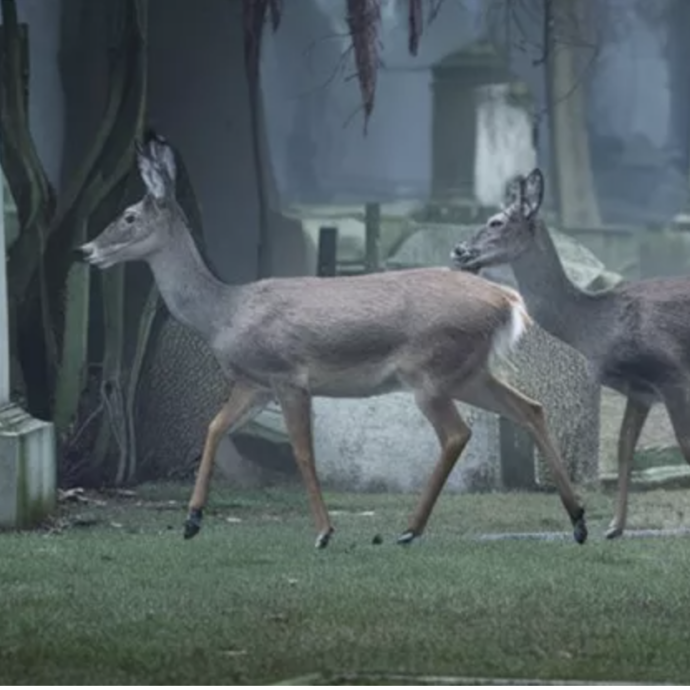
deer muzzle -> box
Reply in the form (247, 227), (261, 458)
(74, 241), (112, 269)
(72, 244), (90, 263)
(450, 243), (480, 273)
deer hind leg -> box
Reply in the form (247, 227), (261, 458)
(457, 373), (587, 544)
(659, 377), (690, 481)
(398, 392), (472, 545)
(606, 397), (650, 540)
(275, 385), (333, 549)
(184, 382), (270, 540)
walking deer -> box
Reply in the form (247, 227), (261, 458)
(77, 131), (587, 548)
(453, 168), (690, 539)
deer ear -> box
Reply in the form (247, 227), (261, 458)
(503, 175), (524, 209)
(522, 168), (544, 219)
(136, 143), (167, 200)
(148, 132), (177, 187)
(136, 129), (176, 200)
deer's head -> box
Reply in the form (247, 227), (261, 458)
(76, 130), (178, 269)
(452, 168), (544, 273)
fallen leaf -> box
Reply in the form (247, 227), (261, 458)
(220, 649), (247, 657)
(113, 489), (136, 498)
(58, 488), (87, 503)
(267, 613), (288, 623)
(72, 515), (100, 528)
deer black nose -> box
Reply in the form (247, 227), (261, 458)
(451, 243), (471, 261)
(450, 243), (481, 273)
(72, 243), (95, 263)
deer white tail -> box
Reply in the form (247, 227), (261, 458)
(490, 286), (532, 365)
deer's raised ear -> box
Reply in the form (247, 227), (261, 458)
(522, 168), (544, 219)
(148, 132), (177, 187)
(136, 138), (167, 201)
(503, 175), (524, 209)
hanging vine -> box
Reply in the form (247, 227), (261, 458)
(240, 0), (441, 134)
(239, 0), (439, 276)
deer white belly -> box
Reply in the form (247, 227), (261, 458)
(307, 358), (404, 398)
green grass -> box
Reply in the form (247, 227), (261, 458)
(2, 483), (690, 684)
(634, 446), (686, 471)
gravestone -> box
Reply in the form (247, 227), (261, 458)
(0, 159), (56, 529)
(312, 394), (499, 493)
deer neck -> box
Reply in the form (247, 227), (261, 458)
(146, 217), (236, 343)
(510, 220), (615, 362)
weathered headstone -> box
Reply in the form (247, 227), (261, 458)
(312, 394), (500, 493)
(0, 167), (56, 529)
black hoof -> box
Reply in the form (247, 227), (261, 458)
(315, 528), (334, 549)
(397, 529), (419, 546)
(571, 508), (587, 545)
(605, 526), (623, 540)
(183, 508), (203, 540)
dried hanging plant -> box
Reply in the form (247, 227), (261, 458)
(408, 0), (423, 55)
(241, 0), (440, 132)
(346, 0), (382, 131)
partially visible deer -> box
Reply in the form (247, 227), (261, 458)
(453, 168), (690, 539)
(77, 131), (587, 548)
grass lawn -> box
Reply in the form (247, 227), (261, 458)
(1, 482), (690, 684)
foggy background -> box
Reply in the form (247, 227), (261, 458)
(261, 0), (690, 224)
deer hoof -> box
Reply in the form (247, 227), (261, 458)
(183, 508), (203, 540)
(397, 530), (418, 545)
(571, 509), (587, 545)
(315, 528), (334, 549)
(605, 525), (623, 540)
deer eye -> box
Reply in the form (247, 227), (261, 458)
(124, 213), (136, 224)
(489, 218), (503, 229)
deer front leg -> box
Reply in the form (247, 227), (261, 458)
(184, 383), (269, 540)
(398, 393), (471, 545)
(275, 385), (334, 549)
(606, 397), (650, 539)
(458, 373), (588, 544)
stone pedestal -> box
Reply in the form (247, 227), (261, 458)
(431, 41), (524, 205)
(1, 161), (57, 529)
(312, 394), (500, 494)
(0, 403), (56, 529)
